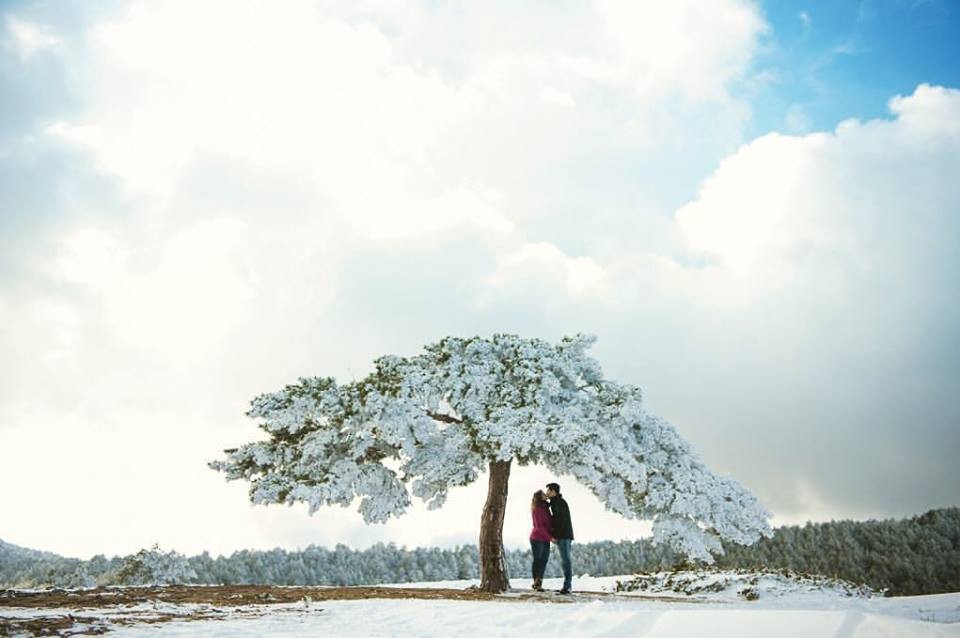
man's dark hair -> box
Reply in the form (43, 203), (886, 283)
(546, 482), (561, 494)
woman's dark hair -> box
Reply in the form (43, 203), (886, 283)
(531, 489), (547, 511)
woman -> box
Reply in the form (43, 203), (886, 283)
(529, 489), (553, 591)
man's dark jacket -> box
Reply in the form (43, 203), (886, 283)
(549, 495), (574, 540)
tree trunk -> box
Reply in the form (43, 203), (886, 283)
(478, 459), (512, 593)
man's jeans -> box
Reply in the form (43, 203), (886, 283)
(556, 539), (573, 591)
(530, 540), (550, 579)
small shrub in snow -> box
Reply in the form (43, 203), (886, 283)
(614, 568), (880, 600)
(114, 544), (197, 586)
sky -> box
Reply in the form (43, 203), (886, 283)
(0, 0), (957, 561)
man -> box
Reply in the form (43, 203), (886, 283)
(544, 482), (574, 594)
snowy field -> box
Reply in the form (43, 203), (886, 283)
(2, 574), (959, 637)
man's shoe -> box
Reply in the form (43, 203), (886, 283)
(531, 578), (543, 591)
(556, 589), (571, 595)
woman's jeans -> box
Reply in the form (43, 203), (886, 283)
(556, 539), (572, 591)
(530, 540), (550, 579)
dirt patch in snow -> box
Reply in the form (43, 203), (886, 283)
(1, 584), (617, 635)
(0, 583), (516, 609)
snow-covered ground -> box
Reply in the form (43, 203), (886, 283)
(2, 574), (959, 637)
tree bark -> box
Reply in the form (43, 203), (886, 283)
(478, 459), (512, 593)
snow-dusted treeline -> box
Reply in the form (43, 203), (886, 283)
(0, 539), (676, 590)
(1, 507), (956, 594)
(717, 506), (960, 596)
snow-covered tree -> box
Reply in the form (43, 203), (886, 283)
(209, 334), (772, 592)
(115, 544), (197, 586)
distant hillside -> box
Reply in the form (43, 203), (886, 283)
(0, 538), (66, 584)
(2, 507), (957, 595)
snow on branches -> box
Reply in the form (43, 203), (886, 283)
(209, 334), (772, 563)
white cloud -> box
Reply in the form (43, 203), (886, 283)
(674, 131), (818, 275)
(51, 220), (259, 361)
(484, 241), (609, 298)
(4, 16), (61, 60)
(594, 0), (765, 100)
(538, 86), (576, 108)
(674, 83), (960, 282)
(7, 0), (764, 556)
(20, 1), (960, 561)
(887, 83), (960, 139)
(610, 83), (960, 517)
(41, 0), (765, 241)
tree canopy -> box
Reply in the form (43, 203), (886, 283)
(209, 333), (772, 563)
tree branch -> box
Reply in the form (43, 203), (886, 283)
(426, 410), (463, 424)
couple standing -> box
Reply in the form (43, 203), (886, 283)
(529, 482), (574, 594)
